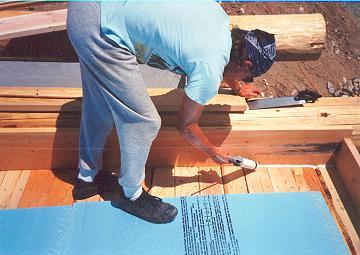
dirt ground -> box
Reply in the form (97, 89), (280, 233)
(1, 2), (360, 97)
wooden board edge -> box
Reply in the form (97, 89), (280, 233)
(335, 138), (360, 214)
(317, 165), (360, 255)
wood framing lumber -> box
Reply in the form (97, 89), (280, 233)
(221, 166), (248, 194)
(0, 1), (43, 11)
(0, 9), (66, 40)
(0, 39), (10, 47)
(335, 138), (360, 213)
(0, 10), (36, 47)
(0, 10), (36, 19)
(5, 170), (31, 209)
(317, 165), (360, 255)
(0, 9), (325, 60)
(9, 90), (352, 106)
(174, 167), (200, 196)
(0, 88), (247, 113)
(0, 170), (22, 209)
(198, 166), (224, 195)
(0, 126), (352, 170)
(149, 168), (175, 198)
(267, 167), (298, 192)
(0, 86), (83, 99)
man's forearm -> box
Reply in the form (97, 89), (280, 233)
(178, 123), (216, 156)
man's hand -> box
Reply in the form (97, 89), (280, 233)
(210, 147), (230, 165)
(224, 79), (261, 99)
(237, 84), (261, 99)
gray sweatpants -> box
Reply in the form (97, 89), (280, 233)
(67, 2), (161, 199)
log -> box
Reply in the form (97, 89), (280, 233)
(0, 9), (325, 60)
(230, 14), (326, 60)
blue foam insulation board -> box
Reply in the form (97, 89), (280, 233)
(0, 192), (349, 255)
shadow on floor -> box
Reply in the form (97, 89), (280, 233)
(49, 88), (244, 200)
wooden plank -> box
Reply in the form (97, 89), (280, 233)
(0, 10), (36, 18)
(149, 168), (175, 198)
(335, 138), (360, 213)
(268, 167), (298, 192)
(303, 97), (360, 107)
(0, 126), (351, 170)
(318, 165), (360, 255)
(1, 87), (355, 109)
(244, 168), (263, 193)
(0, 1), (43, 11)
(18, 170), (56, 208)
(0, 170), (22, 208)
(42, 174), (74, 206)
(3, 111), (359, 128)
(0, 87), (82, 98)
(221, 166), (248, 194)
(292, 167), (311, 191)
(6, 170), (31, 209)
(302, 167), (323, 192)
(0, 9), (67, 40)
(258, 167), (274, 192)
(174, 167), (199, 196)
(0, 87), (247, 113)
(244, 167), (274, 193)
(198, 166), (223, 195)
(303, 167), (354, 255)
(0, 171), (6, 184)
(0, 112), (81, 128)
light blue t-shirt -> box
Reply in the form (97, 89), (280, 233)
(100, 0), (231, 105)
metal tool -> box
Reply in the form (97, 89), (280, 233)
(247, 89), (322, 110)
(229, 155), (258, 170)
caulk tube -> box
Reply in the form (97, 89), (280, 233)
(229, 156), (258, 170)
(240, 157), (258, 170)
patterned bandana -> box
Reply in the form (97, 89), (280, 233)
(244, 29), (276, 77)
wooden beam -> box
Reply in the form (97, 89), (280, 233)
(0, 10), (36, 19)
(0, 126), (352, 170)
(317, 165), (360, 255)
(0, 9), (325, 60)
(0, 39), (10, 47)
(0, 87), (247, 113)
(0, 1), (43, 11)
(0, 9), (66, 40)
(335, 138), (360, 213)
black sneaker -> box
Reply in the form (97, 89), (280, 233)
(72, 177), (99, 200)
(72, 170), (118, 200)
(113, 189), (178, 224)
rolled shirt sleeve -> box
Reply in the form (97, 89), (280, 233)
(184, 61), (223, 105)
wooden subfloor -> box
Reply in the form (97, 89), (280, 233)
(0, 165), (358, 253)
